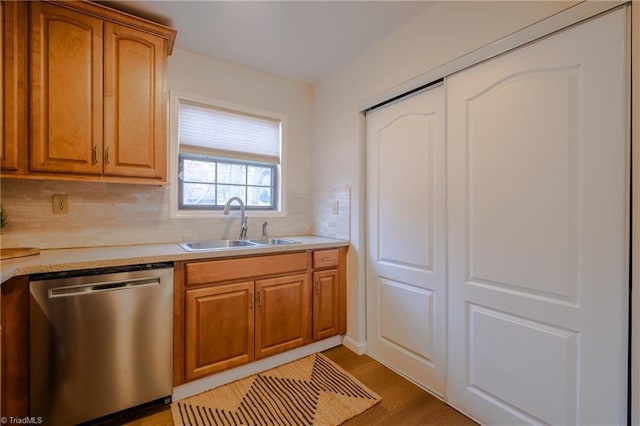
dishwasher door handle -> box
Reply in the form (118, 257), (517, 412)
(48, 277), (160, 298)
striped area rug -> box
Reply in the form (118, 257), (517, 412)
(172, 353), (381, 425)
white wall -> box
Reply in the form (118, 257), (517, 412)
(168, 49), (314, 195)
(312, 0), (578, 351)
(0, 49), (315, 249)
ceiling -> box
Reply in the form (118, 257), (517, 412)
(100, 1), (435, 83)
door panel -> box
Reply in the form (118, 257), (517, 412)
(447, 8), (628, 425)
(467, 66), (579, 302)
(468, 305), (578, 426)
(379, 279), (433, 359)
(366, 84), (446, 396)
(378, 113), (434, 271)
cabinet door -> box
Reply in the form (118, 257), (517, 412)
(1, 3), (3, 166)
(255, 274), (311, 359)
(1, 1), (25, 172)
(312, 269), (340, 341)
(185, 282), (254, 381)
(104, 22), (167, 180)
(1, 276), (30, 418)
(30, 2), (103, 174)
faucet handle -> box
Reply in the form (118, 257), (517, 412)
(262, 221), (268, 239)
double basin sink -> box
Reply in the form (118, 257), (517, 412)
(180, 238), (300, 252)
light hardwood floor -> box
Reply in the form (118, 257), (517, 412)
(123, 345), (476, 425)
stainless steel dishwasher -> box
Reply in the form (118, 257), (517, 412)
(29, 263), (174, 425)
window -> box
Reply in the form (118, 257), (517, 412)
(175, 98), (283, 212)
(179, 155), (276, 209)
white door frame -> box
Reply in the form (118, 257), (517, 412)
(631, 2), (639, 425)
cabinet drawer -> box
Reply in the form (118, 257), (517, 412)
(186, 252), (308, 286)
(313, 249), (340, 269)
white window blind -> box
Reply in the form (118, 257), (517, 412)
(178, 101), (281, 164)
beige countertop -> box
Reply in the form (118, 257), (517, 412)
(0, 235), (349, 284)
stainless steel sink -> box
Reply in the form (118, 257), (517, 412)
(248, 238), (300, 246)
(179, 238), (300, 252)
(180, 240), (258, 251)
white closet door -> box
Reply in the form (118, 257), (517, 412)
(365, 84), (446, 395)
(446, 8), (628, 425)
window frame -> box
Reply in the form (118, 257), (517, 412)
(169, 92), (288, 219)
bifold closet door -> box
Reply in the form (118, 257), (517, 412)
(446, 8), (628, 425)
(365, 84), (446, 395)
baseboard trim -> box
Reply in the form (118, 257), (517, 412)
(341, 335), (367, 355)
(173, 335), (342, 401)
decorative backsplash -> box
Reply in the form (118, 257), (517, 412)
(313, 187), (350, 240)
(0, 180), (351, 249)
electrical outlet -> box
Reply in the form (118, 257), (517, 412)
(52, 194), (69, 215)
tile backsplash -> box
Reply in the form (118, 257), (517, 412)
(0, 180), (350, 249)
(313, 187), (350, 240)
(1, 180), (310, 248)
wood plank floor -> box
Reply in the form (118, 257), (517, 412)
(123, 345), (477, 425)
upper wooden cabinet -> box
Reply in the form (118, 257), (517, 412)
(3, 0), (175, 183)
(30, 2), (103, 175)
(1, 1), (27, 173)
(103, 22), (167, 179)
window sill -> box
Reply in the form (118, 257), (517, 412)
(169, 209), (287, 220)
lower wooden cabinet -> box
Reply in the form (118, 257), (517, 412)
(185, 273), (312, 381)
(312, 269), (340, 341)
(311, 247), (347, 339)
(177, 247), (348, 384)
(1, 276), (29, 418)
(185, 281), (254, 380)
(255, 274), (311, 359)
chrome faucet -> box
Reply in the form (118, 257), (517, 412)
(223, 197), (248, 239)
